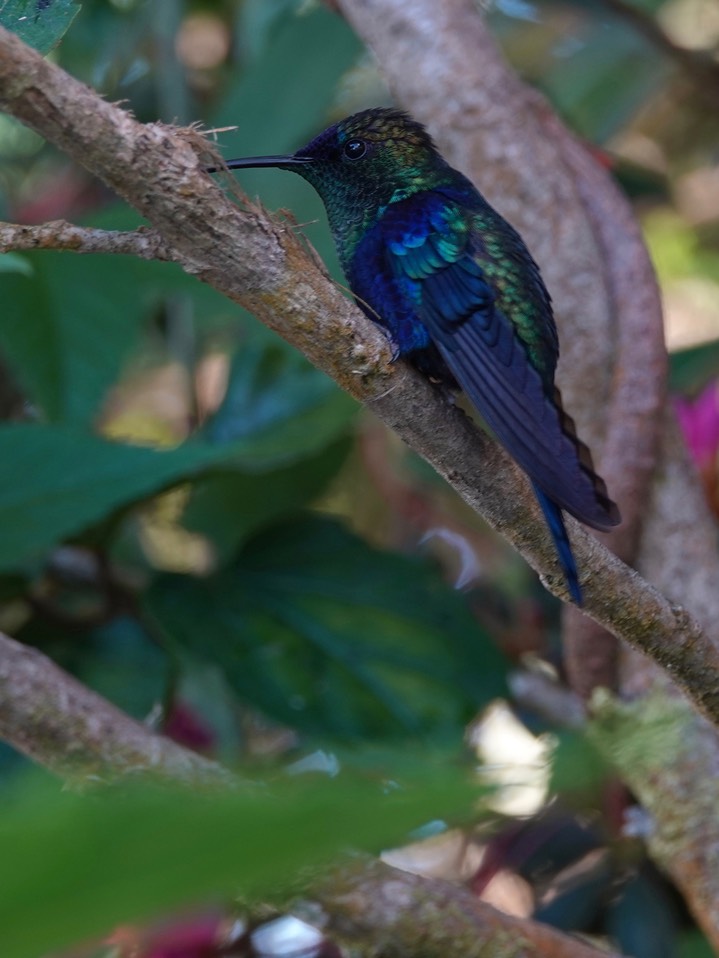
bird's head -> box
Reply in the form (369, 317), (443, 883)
(214, 108), (452, 249)
(292, 108), (446, 202)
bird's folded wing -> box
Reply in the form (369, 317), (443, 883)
(383, 198), (619, 531)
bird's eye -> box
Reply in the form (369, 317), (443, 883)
(343, 138), (367, 160)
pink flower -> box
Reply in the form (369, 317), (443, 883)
(675, 380), (719, 516)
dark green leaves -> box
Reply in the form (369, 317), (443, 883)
(0, 763), (476, 958)
(0, 253), (158, 425)
(0, 290), (356, 569)
(184, 342), (355, 559)
(146, 515), (508, 740)
(0, 0), (81, 54)
(0, 425), (216, 571)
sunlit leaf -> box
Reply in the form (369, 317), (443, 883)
(0, 0), (81, 53)
(0, 252), (32, 275)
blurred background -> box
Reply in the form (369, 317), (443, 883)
(0, 1), (718, 956)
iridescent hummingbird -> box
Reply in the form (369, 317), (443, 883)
(211, 108), (620, 603)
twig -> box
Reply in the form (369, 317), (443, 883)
(0, 220), (175, 260)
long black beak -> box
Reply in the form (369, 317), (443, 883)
(206, 155), (313, 174)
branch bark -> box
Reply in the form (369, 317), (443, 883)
(1, 25), (719, 731)
(0, 220), (175, 259)
(0, 631), (233, 787)
(305, 859), (623, 958)
(590, 689), (719, 953)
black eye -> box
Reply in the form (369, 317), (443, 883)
(343, 138), (367, 160)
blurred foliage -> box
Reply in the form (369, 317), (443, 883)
(0, 763), (478, 958)
(0, 0), (719, 956)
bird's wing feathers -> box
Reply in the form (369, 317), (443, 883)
(381, 194), (619, 532)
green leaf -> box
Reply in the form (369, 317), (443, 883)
(200, 339), (356, 466)
(145, 515), (508, 741)
(183, 342), (355, 558)
(0, 425), (218, 571)
(183, 441), (350, 563)
(0, 253), (32, 276)
(78, 618), (170, 720)
(0, 253), (153, 424)
(204, 339), (348, 445)
(0, 0), (81, 54)
(669, 338), (719, 393)
(214, 5), (362, 156)
(679, 930), (715, 958)
(0, 762), (475, 958)
(0, 360), (354, 570)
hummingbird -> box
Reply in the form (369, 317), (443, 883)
(211, 108), (620, 603)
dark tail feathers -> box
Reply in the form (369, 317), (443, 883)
(532, 482), (582, 604)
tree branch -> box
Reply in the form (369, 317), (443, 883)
(306, 858), (623, 958)
(0, 631), (233, 787)
(1, 26), (719, 732)
(0, 220), (175, 260)
(590, 689), (719, 952)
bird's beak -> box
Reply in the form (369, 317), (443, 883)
(206, 155), (313, 174)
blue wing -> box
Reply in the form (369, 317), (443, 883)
(350, 191), (619, 534)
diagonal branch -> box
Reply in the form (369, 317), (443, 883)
(1, 26), (719, 731)
(308, 858), (624, 958)
(0, 631), (233, 787)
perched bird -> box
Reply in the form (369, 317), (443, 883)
(212, 108), (620, 603)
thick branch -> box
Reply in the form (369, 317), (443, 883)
(0, 220), (174, 259)
(0, 631), (232, 787)
(543, 109), (666, 700)
(1, 27), (719, 730)
(590, 690), (719, 952)
(308, 859), (623, 958)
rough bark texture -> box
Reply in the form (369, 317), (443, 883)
(0, 632), (232, 787)
(590, 690), (719, 953)
(0, 220), (175, 259)
(304, 859), (622, 958)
